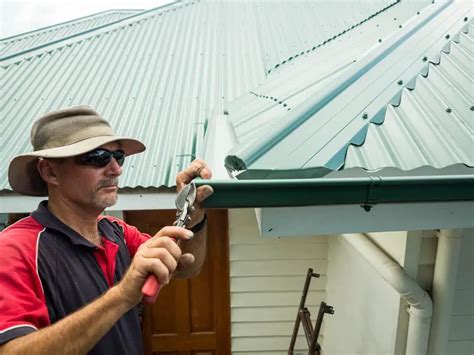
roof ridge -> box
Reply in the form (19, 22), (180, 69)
(249, 91), (292, 111)
(0, 1), (193, 63)
(267, 0), (401, 75)
(0, 9), (141, 43)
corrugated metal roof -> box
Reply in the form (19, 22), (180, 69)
(345, 26), (473, 171)
(224, 1), (473, 179)
(0, 9), (142, 58)
(225, 0), (431, 145)
(1, 0), (406, 192)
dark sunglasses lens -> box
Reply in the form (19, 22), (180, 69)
(112, 150), (125, 166)
(78, 149), (125, 167)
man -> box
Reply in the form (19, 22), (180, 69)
(0, 106), (213, 354)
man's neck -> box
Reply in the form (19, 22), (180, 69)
(47, 197), (103, 246)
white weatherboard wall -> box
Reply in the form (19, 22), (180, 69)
(448, 229), (474, 354)
(324, 233), (407, 354)
(229, 209), (329, 354)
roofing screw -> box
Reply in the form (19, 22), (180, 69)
(422, 56), (428, 62)
(362, 204), (373, 212)
(399, 25), (402, 28)
(398, 80), (403, 85)
(445, 34), (450, 39)
(417, 11), (420, 15)
(378, 38), (382, 43)
(362, 112), (369, 119)
(470, 106), (474, 111)
(464, 17), (468, 22)
(446, 107), (452, 113)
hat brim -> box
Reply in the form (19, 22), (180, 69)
(8, 136), (145, 196)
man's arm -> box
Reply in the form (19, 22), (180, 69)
(0, 230), (190, 354)
(0, 285), (130, 354)
(174, 159), (213, 278)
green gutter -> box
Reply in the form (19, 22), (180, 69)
(195, 175), (474, 209)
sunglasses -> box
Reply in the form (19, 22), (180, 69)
(76, 148), (126, 168)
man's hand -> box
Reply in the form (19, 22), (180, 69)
(176, 159), (214, 228)
(117, 226), (194, 306)
(171, 159), (213, 278)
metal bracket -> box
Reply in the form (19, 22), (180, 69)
(361, 176), (383, 212)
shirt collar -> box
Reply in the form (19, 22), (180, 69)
(31, 201), (115, 248)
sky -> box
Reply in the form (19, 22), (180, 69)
(1, 0), (175, 38)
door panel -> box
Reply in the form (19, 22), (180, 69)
(124, 209), (230, 355)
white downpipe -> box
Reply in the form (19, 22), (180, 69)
(343, 233), (433, 355)
(428, 229), (463, 355)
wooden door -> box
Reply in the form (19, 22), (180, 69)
(124, 209), (230, 355)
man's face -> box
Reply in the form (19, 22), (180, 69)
(51, 142), (123, 211)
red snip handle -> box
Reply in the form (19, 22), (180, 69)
(141, 237), (178, 303)
(142, 276), (161, 304)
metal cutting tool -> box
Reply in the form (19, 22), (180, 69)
(141, 182), (197, 304)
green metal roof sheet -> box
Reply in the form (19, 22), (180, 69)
(1, 0), (408, 192)
(225, 1), (473, 179)
(224, 0), (431, 145)
(0, 9), (142, 58)
(345, 27), (473, 171)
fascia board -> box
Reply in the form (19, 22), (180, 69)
(0, 191), (177, 213)
(257, 201), (474, 236)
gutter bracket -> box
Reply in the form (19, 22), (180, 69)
(361, 176), (383, 212)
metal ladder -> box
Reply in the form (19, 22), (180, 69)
(288, 268), (335, 355)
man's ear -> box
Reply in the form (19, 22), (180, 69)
(37, 158), (60, 187)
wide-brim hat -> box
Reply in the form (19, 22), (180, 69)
(8, 105), (146, 196)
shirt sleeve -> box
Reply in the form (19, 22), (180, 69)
(103, 216), (151, 257)
(0, 225), (50, 345)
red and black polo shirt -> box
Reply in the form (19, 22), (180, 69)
(0, 201), (150, 354)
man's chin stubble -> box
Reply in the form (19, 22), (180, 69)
(91, 193), (117, 209)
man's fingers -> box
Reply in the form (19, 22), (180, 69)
(195, 185), (213, 203)
(176, 159), (212, 190)
(152, 226), (194, 241)
(177, 253), (195, 270)
(145, 258), (172, 285)
(142, 245), (179, 271)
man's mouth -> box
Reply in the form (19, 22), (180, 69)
(98, 179), (119, 190)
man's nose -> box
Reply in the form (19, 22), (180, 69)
(105, 156), (122, 176)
